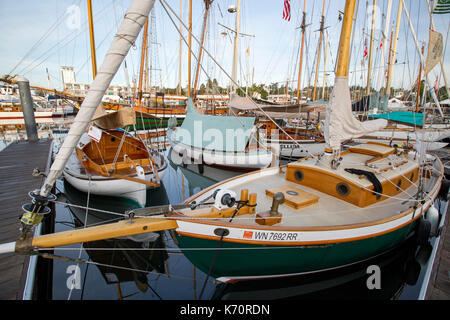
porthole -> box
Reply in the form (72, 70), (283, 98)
(336, 182), (350, 196)
(294, 170), (304, 181)
(410, 172), (415, 181)
(286, 190), (298, 196)
(111, 136), (116, 142)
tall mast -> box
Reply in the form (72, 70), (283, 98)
(296, 0), (307, 102)
(177, 0), (182, 95)
(312, 0), (326, 101)
(415, 44), (425, 112)
(138, 17), (149, 105)
(123, 60), (131, 100)
(386, 0), (402, 97)
(40, 0), (156, 196)
(87, 0), (98, 79)
(193, 0), (213, 97)
(322, 31), (329, 100)
(144, 22), (150, 97)
(385, 28), (394, 94)
(376, 0), (393, 93)
(188, 0), (192, 97)
(401, 0), (443, 117)
(336, 0), (357, 78)
(366, 0), (377, 96)
(231, 0), (241, 93)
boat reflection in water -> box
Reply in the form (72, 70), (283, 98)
(62, 180), (169, 299)
(212, 236), (433, 300)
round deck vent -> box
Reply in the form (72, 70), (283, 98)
(336, 182), (350, 196)
(294, 169), (304, 182)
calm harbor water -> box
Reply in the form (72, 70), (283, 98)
(45, 148), (445, 300)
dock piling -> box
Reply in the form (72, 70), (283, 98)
(16, 76), (38, 142)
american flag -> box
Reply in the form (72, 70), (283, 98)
(283, 0), (291, 21)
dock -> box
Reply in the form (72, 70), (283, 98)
(425, 201), (450, 299)
(0, 139), (53, 300)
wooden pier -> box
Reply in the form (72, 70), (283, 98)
(425, 201), (450, 299)
(0, 139), (53, 300)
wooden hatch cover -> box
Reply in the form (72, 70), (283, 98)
(266, 185), (319, 210)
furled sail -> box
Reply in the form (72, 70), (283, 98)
(325, 77), (387, 151)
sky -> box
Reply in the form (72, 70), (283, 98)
(0, 0), (448, 94)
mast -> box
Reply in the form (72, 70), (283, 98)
(322, 31), (329, 100)
(296, 0), (307, 102)
(144, 22), (150, 100)
(177, 0), (182, 95)
(366, 0), (377, 96)
(336, 0), (356, 78)
(312, 0), (326, 101)
(193, 0), (213, 97)
(87, 0), (98, 79)
(188, 0), (192, 97)
(40, 0), (156, 197)
(138, 17), (149, 105)
(401, 0), (443, 117)
(231, 0), (241, 93)
(123, 60), (131, 100)
(415, 44), (425, 112)
(386, 0), (402, 97)
(376, 0), (393, 94)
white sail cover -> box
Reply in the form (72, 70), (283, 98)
(325, 77), (387, 150)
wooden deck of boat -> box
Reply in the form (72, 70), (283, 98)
(425, 202), (450, 300)
(0, 139), (53, 300)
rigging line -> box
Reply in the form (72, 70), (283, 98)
(8, 0), (81, 75)
(158, 0), (263, 140)
(38, 251), (214, 284)
(54, 200), (128, 218)
(18, 0), (115, 77)
(160, 0), (323, 161)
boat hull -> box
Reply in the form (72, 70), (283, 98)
(169, 135), (274, 171)
(63, 158), (167, 207)
(174, 220), (416, 282)
(170, 151), (443, 283)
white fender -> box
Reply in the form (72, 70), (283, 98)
(425, 205), (440, 238)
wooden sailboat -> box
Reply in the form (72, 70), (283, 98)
(228, 95), (326, 159)
(2, 0), (446, 288)
(63, 122), (167, 208)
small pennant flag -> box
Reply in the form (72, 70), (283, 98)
(283, 0), (291, 21)
(433, 0), (450, 14)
